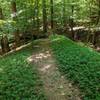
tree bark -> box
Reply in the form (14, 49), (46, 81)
(62, 0), (66, 26)
(36, 0), (40, 32)
(50, 0), (54, 29)
(1, 35), (10, 53)
(70, 5), (74, 40)
(0, 8), (10, 53)
(0, 8), (3, 19)
(42, 0), (47, 33)
(11, 1), (20, 47)
(96, 0), (100, 24)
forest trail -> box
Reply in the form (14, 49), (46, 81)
(27, 39), (81, 100)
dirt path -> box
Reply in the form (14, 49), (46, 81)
(27, 39), (81, 100)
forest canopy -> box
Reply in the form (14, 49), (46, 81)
(0, 0), (100, 53)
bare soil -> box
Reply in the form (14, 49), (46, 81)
(27, 39), (81, 100)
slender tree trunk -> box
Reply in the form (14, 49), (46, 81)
(42, 0), (47, 33)
(1, 36), (5, 53)
(0, 8), (3, 19)
(1, 35), (10, 53)
(62, 0), (66, 26)
(11, 1), (20, 47)
(36, 0), (40, 32)
(92, 33), (97, 46)
(70, 5), (74, 40)
(0, 8), (10, 53)
(50, 0), (54, 29)
(0, 8), (4, 53)
(96, 0), (100, 24)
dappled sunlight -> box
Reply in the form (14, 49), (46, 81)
(0, 68), (3, 73)
(39, 64), (52, 72)
(27, 50), (54, 73)
(27, 51), (51, 63)
(27, 57), (33, 62)
(69, 26), (85, 31)
(15, 43), (30, 51)
(1, 43), (31, 57)
(96, 47), (100, 51)
(78, 42), (94, 52)
(51, 38), (62, 42)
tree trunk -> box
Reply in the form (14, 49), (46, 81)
(1, 36), (5, 53)
(36, 0), (40, 32)
(70, 5), (74, 40)
(50, 0), (54, 29)
(1, 35), (10, 53)
(96, 0), (100, 25)
(42, 0), (47, 33)
(11, 1), (20, 47)
(14, 30), (21, 47)
(0, 8), (10, 54)
(62, 0), (66, 26)
(0, 8), (3, 19)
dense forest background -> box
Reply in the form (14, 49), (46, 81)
(0, 0), (100, 100)
(0, 0), (100, 54)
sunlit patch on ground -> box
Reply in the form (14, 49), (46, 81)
(40, 64), (52, 72)
(27, 51), (51, 63)
(27, 50), (52, 73)
(0, 68), (3, 72)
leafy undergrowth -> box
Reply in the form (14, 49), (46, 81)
(50, 35), (100, 100)
(0, 45), (46, 100)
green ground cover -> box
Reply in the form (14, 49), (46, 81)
(50, 35), (100, 100)
(0, 45), (46, 100)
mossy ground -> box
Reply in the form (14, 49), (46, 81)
(50, 35), (100, 100)
(0, 44), (46, 100)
